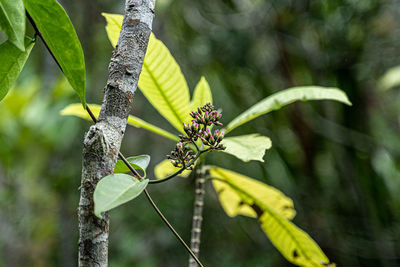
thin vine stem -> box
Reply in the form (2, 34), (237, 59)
(149, 149), (209, 184)
(26, 12), (204, 267)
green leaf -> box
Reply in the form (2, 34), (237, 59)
(210, 167), (295, 220)
(102, 13), (192, 132)
(191, 76), (213, 110)
(210, 167), (332, 267)
(139, 33), (192, 132)
(102, 13), (122, 47)
(0, 0), (25, 50)
(0, 38), (34, 101)
(378, 65), (400, 91)
(221, 134), (272, 162)
(60, 103), (179, 142)
(154, 159), (191, 179)
(225, 86), (352, 133)
(24, 0), (86, 107)
(94, 174), (148, 218)
(114, 155), (151, 177)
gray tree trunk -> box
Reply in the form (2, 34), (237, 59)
(188, 164), (206, 267)
(78, 0), (155, 266)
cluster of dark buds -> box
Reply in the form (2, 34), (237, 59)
(167, 142), (195, 170)
(189, 103), (223, 127)
(168, 103), (226, 170)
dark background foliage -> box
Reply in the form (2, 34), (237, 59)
(0, 0), (399, 266)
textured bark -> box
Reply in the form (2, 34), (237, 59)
(78, 1), (155, 266)
(188, 166), (206, 267)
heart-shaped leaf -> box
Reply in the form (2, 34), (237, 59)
(94, 174), (148, 218)
(114, 155), (151, 177)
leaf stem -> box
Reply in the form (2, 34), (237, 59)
(149, 149), (209, 184)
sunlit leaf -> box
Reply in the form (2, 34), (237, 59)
(225, 86), (352, 133)
(94, 174), (148, 218)
(154, 159), (191, 179)
(210, 167), (332, 267)
(101, 13), (122, 47)
(0, 0), (25, 50)
(210, 167), (295, 219)
(191, 76), (213, 110)
(60, 103), (179, 142)
(378, 65), (400, 91)
(0, 38), (34, 101)
(114, 155), (151, 178)
(24, 0), (86, 106)
(102, 13), (192, 132)
(221, 134), (272, 162)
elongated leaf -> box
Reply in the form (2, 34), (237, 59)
(102, 13), (122, 47)
(154, 159), (191, 179)
(259, 210), (331, 267)
(24, 0), (86, 106)
(210, 167), (295, 219)
(94, 174), (148, 218)
(60, 103), (179, 142)
(225, 86), (352, 133)
(114, 155), (151, 177)
(221, 134), (272, 162)
(0, 0), (25, 50)
(378, 65), (400, 91)
(102, 13), (192, 132)
(191, 76), (213, 110)
(139, 34), (191, 132)
(210, 167), (332, 267)
(0, 38), (34, 101)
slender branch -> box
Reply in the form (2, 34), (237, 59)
(149, 149), (209, 184)
(189, 159), (206, 267)
(144, 189), (204, 267)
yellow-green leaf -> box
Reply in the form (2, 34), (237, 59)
(114, 155), (151, 178)
(60, 103), (179, 142)
(154, 159), (191, 179)
(0, 38), (34, 101)
(378, 65), (400, 91)
(210, 167), (332, 267)
(101, 13), (122, 47)
(102, 13), (192, 132)
(221, 134), (272, 162)
(225, 86), (352, 133)
(191, 76), (213, 110)
(139, 34), (192, 132)
(210, 167), (295, 219)
(24, 0), (86, 107)
(0, 0), (25, 50)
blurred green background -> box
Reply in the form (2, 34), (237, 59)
(1, 0), (400, 266)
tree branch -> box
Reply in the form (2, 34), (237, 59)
(78, 1), (155, 266)
(189, 159), (206, 267)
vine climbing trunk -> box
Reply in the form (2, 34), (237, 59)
(188, 161), (206, 267)
(78, 0), (155, 266)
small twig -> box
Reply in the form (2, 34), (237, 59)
(149, 149), (209, 184)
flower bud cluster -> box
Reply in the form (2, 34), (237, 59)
(167, 142), (195, 170)
(189, 103), (223, 127)
(168, 103), (226, 170)
(200, 128), (225, 150)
